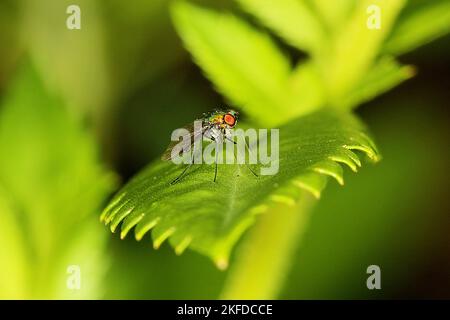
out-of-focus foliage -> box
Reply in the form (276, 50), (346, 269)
(383, 0), (450, 55)
(237, 0), (326, 56)
(102, 0), (184, 96)
(0, 64), (114, 298)
(20, 0), (111, 121)
(172, 2), (293, 126)
(0, 190), (28, 298)
(171, 0), (417, 123)
(0, 1), (21, 89)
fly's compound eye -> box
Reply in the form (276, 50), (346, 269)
(224, 113), (236, 127)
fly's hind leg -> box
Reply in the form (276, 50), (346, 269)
(171, 151), (195, 185)
(225, 136), (258, 178)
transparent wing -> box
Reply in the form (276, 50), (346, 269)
(161, 121), (207, 161)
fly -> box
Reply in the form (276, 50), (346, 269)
(162, 109), (258, 184)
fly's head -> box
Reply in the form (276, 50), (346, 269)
(206, 109), (239, 130)
(222, 110), (238, 129)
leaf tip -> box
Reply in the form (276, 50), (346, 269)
(270, 194), (296, 206)
(135, 216), (160, 241)
(215, 257), (229, 271)
(405, 65), (417, 78)
(153, 227), (176, 249)
(175, 236), (193, 255)
(121, 213), (145, 240)
(312, 162), (344, 186)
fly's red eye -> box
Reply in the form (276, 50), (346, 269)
(224, 114), (236, 126)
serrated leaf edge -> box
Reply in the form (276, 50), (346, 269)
(101, 141), (379, 268)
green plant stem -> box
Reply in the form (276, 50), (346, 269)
(220, 191), (317, 299)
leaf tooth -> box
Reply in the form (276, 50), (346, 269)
(249, 204), (269, 215)
(104, 199), (131, 225)
(100, 192), (127, 222)
(110, 206), (135, 233)
(360, 132), (379, 155)
(215, 256), (229, 271)
(270, 194), (296, 206)
(329, 148), (361, 173)
(344, 133), (381, 162)
(174, 236), (193, 255)
(343, 148), (362, 167)
(292, 172), (327, 199)
(135, 217), (160, 241)
(312, 160), (344, 185)
(153, 227), (176, 250)
(120, 213), (145, 240)
(329, 155), (357, 172)
(344, 144), (379, 162)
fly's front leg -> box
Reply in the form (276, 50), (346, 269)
(225, 136), (237, 145)
(207, 135), (219, 183)
(214, 143), (218, 182)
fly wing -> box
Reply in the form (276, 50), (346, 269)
(161, 121), (206, 161)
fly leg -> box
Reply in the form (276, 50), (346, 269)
(214, 145), (218, 182)
(225, 136), (258, 178)
(244, 138), (259, 177)
(171, 150), (195, 185)
(210, 137), (219, 182)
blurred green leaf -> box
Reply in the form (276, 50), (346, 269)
(171, 1), (292, 126)
(341, 56), (415, 109)
(289, 61), (326, 115)
(103, 0), (185, 95)
(326, 0), (406, 103)
(0, 189), (28, 299)
(101, 109), (379, 267)
(0, 0), (21, 89)
(311, 0), (355, 31)
(51, 220), (110, 299)
(0, 62), (114, 298)
(383, 0), (450, 55)
(22, 0), (111, 122)
(236, 0), (326, 55)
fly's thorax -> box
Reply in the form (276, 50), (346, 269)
(208, 113), (224, 125)
(204, 126), (224, 143)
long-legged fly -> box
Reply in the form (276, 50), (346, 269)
(162, 109), (258, 184)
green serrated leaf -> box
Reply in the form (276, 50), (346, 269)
(101, 109), (380, 268)
(171, 1), (292, 126)
(383, 0), (450, 55)
(236, 0), (326, 55)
